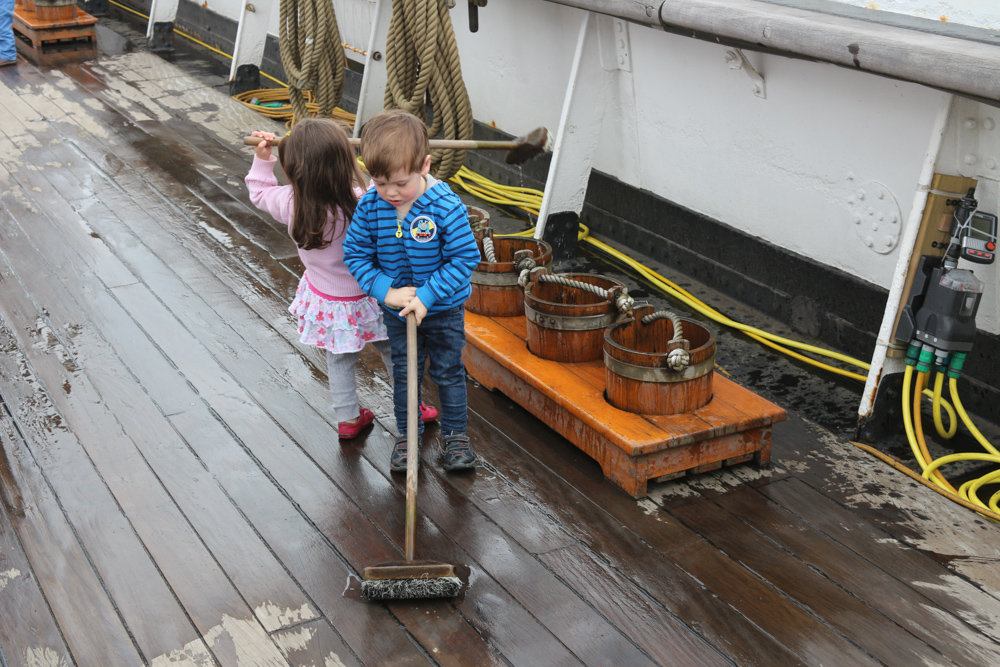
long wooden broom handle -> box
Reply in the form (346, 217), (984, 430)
(243, 136), (520, 150)
(404, 312), (418, 562)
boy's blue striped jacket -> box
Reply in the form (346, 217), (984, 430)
(343, 180), (480, 316)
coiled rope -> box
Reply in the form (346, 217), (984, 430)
(279, 0), (346, 123)
(384, 0), (473, 179)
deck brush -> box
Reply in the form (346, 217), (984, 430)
(361, 313), (462, 601)
(244, 127), (552, 166)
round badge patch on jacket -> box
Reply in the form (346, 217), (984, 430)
(410, 216), (437, 242)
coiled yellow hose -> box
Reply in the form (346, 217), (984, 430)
(900, 364), (1000, 518)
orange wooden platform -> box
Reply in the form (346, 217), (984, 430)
(13, 6), (98, 67)
(464, 311), (788, 497)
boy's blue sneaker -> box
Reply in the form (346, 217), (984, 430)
(441, 433), (477, 471)
(390, 434), (419, 473)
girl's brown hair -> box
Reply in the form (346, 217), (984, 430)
(278, 118), (366, 250)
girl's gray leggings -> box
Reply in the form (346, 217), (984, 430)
(326, 339), (393, 422)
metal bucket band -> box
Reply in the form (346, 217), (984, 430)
(604, 350), (717, 383)
(471, 270), (522, 286)
(525, 303), (615, 332)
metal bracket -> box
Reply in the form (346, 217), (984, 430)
(724, 48), (765, 98)
(78, 0), (108, 16)
(229, 64), (260, 96)
(599, 19), (631, 72)
(149, 21), (175, 53)
(468, 0), (486, 32)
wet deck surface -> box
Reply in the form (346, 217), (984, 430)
(2, 45), (1000, 667)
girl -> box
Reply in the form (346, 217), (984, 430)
(246, 119), (437, 439)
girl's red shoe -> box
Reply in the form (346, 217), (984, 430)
(418, 403), (439, 423)
(339, 407), (374, 439)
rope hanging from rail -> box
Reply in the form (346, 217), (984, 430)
(384, 0), (473, 179)
(278, 0), (346, 123)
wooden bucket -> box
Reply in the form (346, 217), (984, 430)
(34, 0), (77, 19)
(604, 306), (716, 415)
(525, 273), (626, 363)
(468, 232), (553, 318)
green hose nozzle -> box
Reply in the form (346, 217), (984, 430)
(948, 352), (967, 379)
(916, 347), (935, 374)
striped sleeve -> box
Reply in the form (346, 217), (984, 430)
(343, 192), (394, 305)
(414, 194), (480, 310)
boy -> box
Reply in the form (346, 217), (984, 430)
(343, 110), (481, 473)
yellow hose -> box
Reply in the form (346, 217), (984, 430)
(902, 366), (927, 468)
(900, 363), (1000, 517)
(951, 377), (1000, 457)
(913, 371), (956, 492)
(930, 371), (957, 439)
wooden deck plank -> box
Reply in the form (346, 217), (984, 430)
(0, 219), (221, 667)
(0, 210), (288, 667)
(0, 75), (423, 662)
(538, 544), (732, 667)
(760, 477), (1000, 644)
(0, 193), (329, 635)
(56, 61), (298, 260)
(465, 387), (888, 665)
(272, 619), (363, 667)
(24, 63), (302, 298)
(770, 420), (1000, 596)
(462, 386), (810, 665)
(356, 430), (658, 667)
(0, 332), (204, 665)
(711, 483), (1000, 665)
(0, 423), (80, 667)
(670, 494), (962, 666)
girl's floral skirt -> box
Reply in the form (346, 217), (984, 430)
(289, 276), (387, 354)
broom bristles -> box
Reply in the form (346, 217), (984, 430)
(504, 127), (552, 165)
(361, 576), (462, 601)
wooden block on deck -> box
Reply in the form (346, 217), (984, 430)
(464, 311), (787, 497)
(13, 6), (98, 67)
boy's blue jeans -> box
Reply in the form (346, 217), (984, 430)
(1, 0), (16, 61)
(382, 305), (468, 437)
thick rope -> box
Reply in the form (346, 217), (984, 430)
(641, 310), (690, 370)
(641, 310), (684, 341)
(536, 274), (634, 313)
(279, 0), (346, 124)
(482, 236), (496, 263)
(384, 0), (473, 179)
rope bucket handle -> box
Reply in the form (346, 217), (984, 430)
(525, 271), (635, 314)
(638, 310), (691, 371)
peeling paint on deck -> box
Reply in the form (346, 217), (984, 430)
(24, 646), (69, 667)
(0, 567), (22, 592)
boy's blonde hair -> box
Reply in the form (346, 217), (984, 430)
(360, 109), (431, 178)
